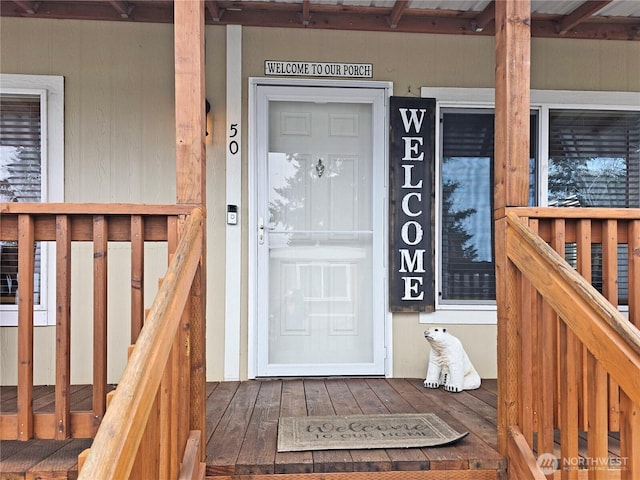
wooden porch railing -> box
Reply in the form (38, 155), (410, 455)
(0, 203), (202, 444)
(78, 206), (205, 479)
(500, 207), (640, 480)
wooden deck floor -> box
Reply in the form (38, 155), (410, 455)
(1, 378), (505, 479)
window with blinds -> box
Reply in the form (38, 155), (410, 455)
(548, 110), (640, 305)
(440, 110), (538, 303)
(0, 94), (43, 305)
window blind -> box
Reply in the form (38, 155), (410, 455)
(440, 111), (537, 302)
(549, 110), (640, 305)
(0, 94), (42, 304)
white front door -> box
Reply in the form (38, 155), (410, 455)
(254, 84), (387, 377)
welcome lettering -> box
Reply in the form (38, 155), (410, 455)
(389, 98), (435, 311)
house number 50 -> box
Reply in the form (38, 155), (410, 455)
(229, 124), (239, 155)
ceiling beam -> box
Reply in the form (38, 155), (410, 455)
(206, 1), (223, 22)
(471, 1), (495, 32)
(388, 0), (409, 29)
(108, 1), (133, 19)
(11, 1), (39, 14)
(557, 0), (612, 34)
(0, 0), (637, 41)
(301, 0), (310, 25)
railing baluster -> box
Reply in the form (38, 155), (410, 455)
(629, 220), (640, 329)
(520, 217), (536, 445)
(551, 219), (565, 430)
(559, 320), (580, 479)
(93, 215), (108, 435)
(17, 214), (35, 441)
(55, 215), (72, 439)
(538, 294), (556, 456)
(620, 393), (639, 480)
(575, 219), (591, 431)
(587, 353), (608, 480)
(131, 215), (144, 344)
(602, 219), (620, 432)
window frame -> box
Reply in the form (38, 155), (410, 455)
(0, 74), (64, 326)
(420, 87), (639, 324)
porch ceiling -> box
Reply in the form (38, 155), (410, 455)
(1, 0), (639, 41)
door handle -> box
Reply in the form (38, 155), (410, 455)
(258, 217), (265, 245)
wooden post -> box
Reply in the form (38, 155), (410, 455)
(494, 0), (531, 456)
(17, 214), (35, 440)
(174, 0), (207, 461)
(55, 215), (72, 439)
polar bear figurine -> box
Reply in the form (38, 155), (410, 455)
(423, 328), (481, 393)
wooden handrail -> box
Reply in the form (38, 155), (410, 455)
(77, 207), (204, 480)
(505, 211), (640, 403)
(0, 202), (198, 215)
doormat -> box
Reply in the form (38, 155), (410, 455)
(277, 413), (468, 452)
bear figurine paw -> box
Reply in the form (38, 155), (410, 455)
(424, 380), (440, 388)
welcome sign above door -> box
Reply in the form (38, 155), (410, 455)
(265, 60), (373, 78)
(389, 97), (436, 312)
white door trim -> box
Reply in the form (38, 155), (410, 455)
(224, 25), (242, 380)
(248, 78), (392, 378)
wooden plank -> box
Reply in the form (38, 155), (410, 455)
(0, 212), (179, 243)
(493, 0), (531, 210)
(520, 221), (536, 444)
(326, 379), (392, 473)
(0, 202), (196, 216)
(367, 379), (468, 471)
(496, 218), (522, 455)
(206, 381), (261, 476)
(17, 214), (35, 441)
(347, 379), (429, 472)
(601, 220), (620, 432)
(575, 219), (591, 432)
(507, 426), (547, 480)
(559, 321), (580, 479)
(174, 0), (206, 206)
(160, 339), (174, 480)
(235, 381), (283, 475)
(538, 294), (557, 457)
(188, 261), (206, 462)
(129, 344), (160, 480)
(130, 215), (144, 343)
(25, 438), (92, 480)
(507, 208), (640, 221)
(179, 430), (204, 480)
(174, 1), (207, 459)
(619, 392), (639, 480)
(55, 215), (72, 440)
(629, 220), (640, 328)
(205, 382), (240, 444)
(275, 380), (314, 474)
(391, 379), (505, 472)
(304, 379), (353, 473)
(92, 215), (108, 436)
(551, 218), (566, 432)
(207, 472), (499, 480)
(0, 439), (70, 477)
(587, 353), (609, 480)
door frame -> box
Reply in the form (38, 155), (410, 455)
(248, 77), (393, 378)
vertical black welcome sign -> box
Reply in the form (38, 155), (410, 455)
(389, 97), (436, 312)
